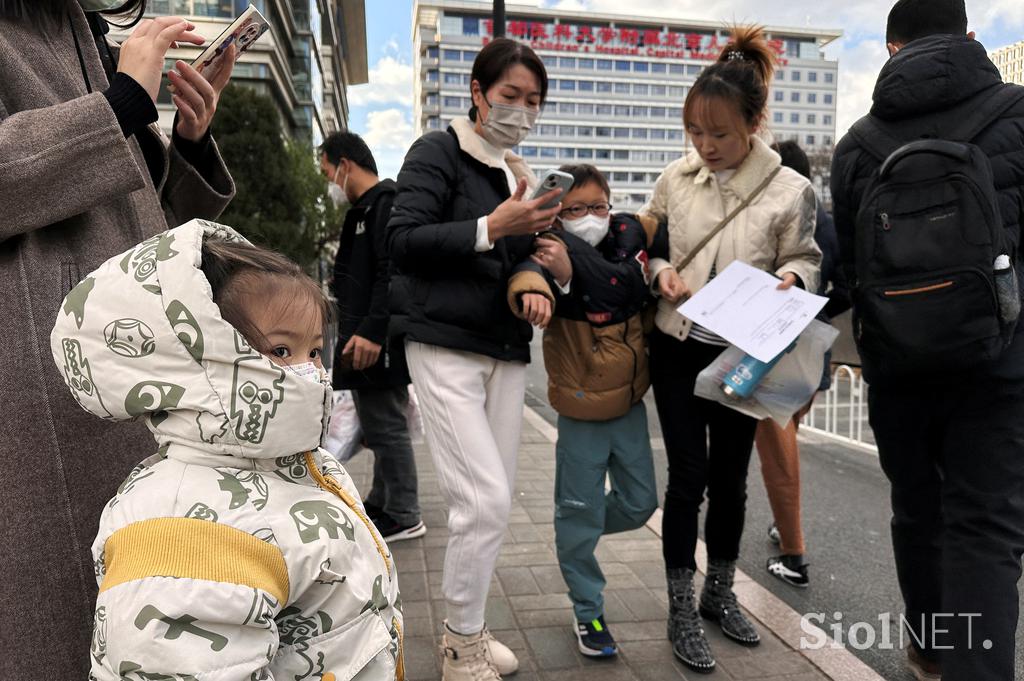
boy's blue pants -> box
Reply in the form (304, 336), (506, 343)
(554, 402), (658, 622)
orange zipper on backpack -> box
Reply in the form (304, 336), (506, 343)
(883, 281), (954, 297)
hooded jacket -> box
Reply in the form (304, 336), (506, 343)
(641, 136), (822, 342)
(507, 215), (658, 421)
(50, 221), (403, 681)
(831, 35), (1024, 384)
(387, 118), (538, 363)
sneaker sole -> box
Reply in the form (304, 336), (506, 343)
(574, 629), (617, 658)
(699, 606), (761, 647)
(382, 522), (427, 543)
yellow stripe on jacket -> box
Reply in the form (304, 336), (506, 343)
(99, 517), (290, 603)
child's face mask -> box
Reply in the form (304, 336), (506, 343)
(288, 361), (329, 384)
(560, 213), (610, 247)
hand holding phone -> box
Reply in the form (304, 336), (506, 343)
(486, 174), (568, 241)
(530, 170), (575, 210)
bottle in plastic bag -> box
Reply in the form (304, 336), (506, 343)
(721, 342), (796, 400)
(994, 254), (1020, 325)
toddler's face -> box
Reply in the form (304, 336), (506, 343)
(242, 294), (325, 369)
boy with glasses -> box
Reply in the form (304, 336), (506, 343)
(506, 164), (661, 658)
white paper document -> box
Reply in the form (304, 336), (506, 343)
(678, 261), (828, 363)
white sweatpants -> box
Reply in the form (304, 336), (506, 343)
(405, 340), (526, 633)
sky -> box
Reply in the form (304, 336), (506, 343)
(346, 0), (1024, 180)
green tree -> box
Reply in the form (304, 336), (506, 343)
(211, 84), (343, 271)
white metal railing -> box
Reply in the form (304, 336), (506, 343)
(804, 365), (878, 453)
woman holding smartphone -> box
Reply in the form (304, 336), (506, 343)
(0, 2), (234, 679)
(387, 37), (560, 681)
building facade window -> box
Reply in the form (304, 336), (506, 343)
(791, 91), (800, 102)
(427, 46), (439, 59)
(808, 93), (817, 103)
(774, 112), (783, 123)
(616, 60), (630, 71)
(652, 63), (667, 73)
(806, 134), (816, 145)
(824, 114), (833, 125)
(808, 71), (817, 82)
(615, 82), (630, 94)
(579, 80), (594, 91)
(792, 70), (801, 81)
(807, 113), (816, 124)
(634, 61), (649, 72)
(597, 59), (613, 70)
(462, 17), (479, 35)
(559, 57), (576, 68)
(775, 90), (784, 102)
(443, 49), (460, 61)
(634, 84), (649, 95)
(560, 80), (576, 90)
(791, 112), (800, 123)
(825, 72), (834, 83)
(579, 58), (594, 69)
(670, 63), (684, 75)
(824, 94), (833, 104)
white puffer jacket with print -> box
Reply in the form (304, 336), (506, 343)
(50, 220), (403, 681)
(642, 136), (822, 341)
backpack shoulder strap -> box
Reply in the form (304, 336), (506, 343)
(848, 115), (906, 163)
(949, 85), (1024, 143)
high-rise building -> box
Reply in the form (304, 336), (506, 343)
(412, 0), (840, 211)
(992, 40), (1024, 85)
(113, 0), (368, 145)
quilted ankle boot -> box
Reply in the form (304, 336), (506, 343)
(666, 567), (715, 674)
(699, 559), (761, 646)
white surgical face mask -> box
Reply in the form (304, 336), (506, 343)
(480, 100), (538, 149)
(78, 0), (126, 11)
(328, 164), (349, 208)
(560, 213), (610, 247)
(289, 361), (329, 384)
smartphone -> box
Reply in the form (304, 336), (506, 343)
(191, 4), (271, 76)
(530, 170), (575, 211)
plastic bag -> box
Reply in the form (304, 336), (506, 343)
(694, 320), (840, 426)
(324, 390), (363, 463)
(406, 385), (425, 444)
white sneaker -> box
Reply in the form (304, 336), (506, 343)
(441, 622), (501, 681)
(481, 625), (519, 675)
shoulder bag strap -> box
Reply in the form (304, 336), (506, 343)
(675, 167), (781, 273)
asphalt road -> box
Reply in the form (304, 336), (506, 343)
(523, 336), (1024, 680)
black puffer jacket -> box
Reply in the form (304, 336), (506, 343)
(331, 179), (409, 390)
(831, 35), (1024, 383)
(387, 126), (537, 362)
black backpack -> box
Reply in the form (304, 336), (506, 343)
(848, 87), (1024, 377)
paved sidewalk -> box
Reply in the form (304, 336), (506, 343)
(345, 411), (870, 681)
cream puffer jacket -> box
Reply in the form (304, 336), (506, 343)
(642, 136), (822, 341)
(50, 220), (403, 681)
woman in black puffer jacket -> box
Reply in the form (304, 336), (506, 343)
(386, 37), (562, 679)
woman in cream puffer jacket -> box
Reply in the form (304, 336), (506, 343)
(636, 24), (821, 676)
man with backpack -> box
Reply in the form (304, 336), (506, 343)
(831, 1), (1024, 679)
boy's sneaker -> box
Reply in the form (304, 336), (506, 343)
(574, 615), (618, 657)
(373, 511), (427, 543)
(767, 522), (781, 545)
(766, 554), (809, 588)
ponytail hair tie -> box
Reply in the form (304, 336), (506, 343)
(726, 50), (747, 61)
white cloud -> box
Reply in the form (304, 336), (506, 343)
(347, 56), (414, 106)
(361, 108), (415, 151)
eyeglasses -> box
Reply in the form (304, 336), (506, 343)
(560, 203), (612, 219)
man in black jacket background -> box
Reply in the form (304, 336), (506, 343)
(830, 2), (1024, 679)
(320, 132), (424, 542)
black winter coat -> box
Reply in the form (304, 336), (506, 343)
(331, 179), (409, 390)
(387, 127), (536, 362)
(831, 35), (1024, 384)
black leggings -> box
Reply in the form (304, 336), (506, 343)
(650, 331), (758, 571)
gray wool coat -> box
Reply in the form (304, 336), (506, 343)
(0, 7), (234, 680)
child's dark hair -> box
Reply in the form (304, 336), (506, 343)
(886, 0), (967, 45)
(683, 26), (776, 134)
(558, 164), (610, 197)
(201, 239), (335, 354)
(469, 37), (549, 121)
